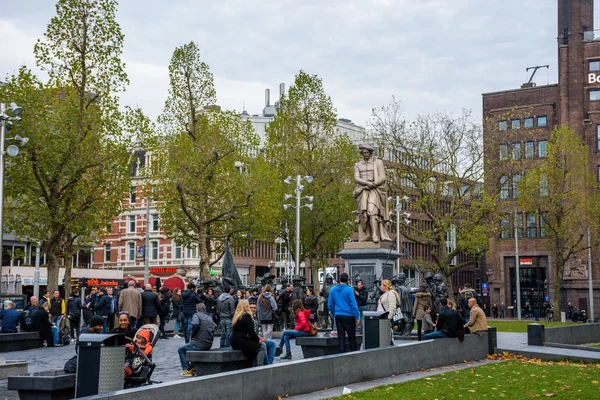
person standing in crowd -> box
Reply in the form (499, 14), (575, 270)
(158, 287), (171, 339)
(181, 283), (201, 343)
(118, 282), (142, 328)
(32, 302), (55, 347)
(328, 273), (360, 353)
(67, 289), (82, 340)
(93, 288), (111, 333)
(249, 301), (276, 365)
(499, 302), (506, 319)
(281, 284), (293, 329)
(171, 288), (183, 338)
(424, 298), (465, 340)
(110, 312), (136, 344)
(0, 302), (20, 333)
(231, 300), (266, 366)
(178, 303), (215, 377)
(50, 290), (66, 328)
(202, 287), (218, 327)
(257, 285), (278, 340)
(141, 284), (160, 325)
(21, 296), (39, 332)
(492, 303), (499, 319)
(412, 285), (432, 341)
(217, 285), (236, 348)
(106, 288), (117, 331)
(279, 300), (311, 360)
(39, 290), (51, 307)
(354, 280), (369, 331)
(377, 280), (399, 328)
(464, 298), (488, 334)
(303, 288), (318, 323)
(422, 305), (435, 336)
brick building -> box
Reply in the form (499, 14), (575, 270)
(483, 0), (600, 318)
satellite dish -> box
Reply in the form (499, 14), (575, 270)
(6, 145), (20, 157)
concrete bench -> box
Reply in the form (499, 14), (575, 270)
(296, 335), (364, 358)
(0, 331), (43, 352)
(186, 348), (253, 376)
(8, 370), (75, 400)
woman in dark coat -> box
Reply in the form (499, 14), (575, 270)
(32, 302), (54, 347)
(303, 288), (318, 323)
(158, 287), (171, 339)
(67, 288), (82, 339)
(231, 300), (266, 366)
(93, 289), (111, 333)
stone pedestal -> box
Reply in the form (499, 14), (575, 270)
(338, 242), (400, 289)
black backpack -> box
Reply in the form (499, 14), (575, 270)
(19, 309), (34, 332)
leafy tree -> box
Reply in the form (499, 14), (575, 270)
(150, 41), (277, 280)
(517, 126), (600, 312)
(0, 0), (132, 292)
(370, 98), (497, 298)
(264, 70), (356, 295)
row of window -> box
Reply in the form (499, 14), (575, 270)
(591, 60), (600, 72)
(499, 212), (548, 239)
(500, 174), (548, 199)
(104, 242), (197, 262)
(125, 214), (159, 233)
(499, 140), (547, 161)
(499, 116), (547, 131)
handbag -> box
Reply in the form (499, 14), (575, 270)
(308, 323), (318, 336)
(382, 292), (404, 324)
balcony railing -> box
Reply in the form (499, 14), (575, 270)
(584, 30), (600, 41)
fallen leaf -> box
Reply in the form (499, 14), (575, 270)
(467, 389), (476, 393)
(592, 381), (599, 385)
(546, 394), (555, 397)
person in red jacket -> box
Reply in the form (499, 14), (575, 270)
(278, 300), (311, 360)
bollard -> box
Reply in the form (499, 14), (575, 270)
(527, 323), (545, 346)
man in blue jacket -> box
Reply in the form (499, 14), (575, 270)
(0, 302), (20, 333)
(328, 273), (360, 353)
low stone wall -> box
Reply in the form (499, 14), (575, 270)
(79, 332), (491, 400)
(545, 323), (600, 345)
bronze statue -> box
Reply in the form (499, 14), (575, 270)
(353, 144), (392, 243)
(391, 273), (414, 336)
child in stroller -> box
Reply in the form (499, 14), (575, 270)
(124, 324), (160, 387)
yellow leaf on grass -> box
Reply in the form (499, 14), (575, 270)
(592, 381), (599, 385)
(467, 389), (476, 393)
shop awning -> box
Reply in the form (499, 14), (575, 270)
(162, 276), (185, 291)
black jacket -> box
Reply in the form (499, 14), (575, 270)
(436, 306), (466, 338)
(303, 295), (318, 318)
(172, 297), (183, 317)
(67, 297), (82, 318)
(158, 293), (171, 317)
(94, 294), (111, 317)
(32, 308), (52, 340)
(355, 287), (369, 307)
(202, 293), (217, 313)
(231, 313), (261, 360)
(181, 290), (201, 318)
(141, 290), (160, 317)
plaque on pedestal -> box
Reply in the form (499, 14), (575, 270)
(337, 242), (400, 290)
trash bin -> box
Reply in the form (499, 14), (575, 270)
(75, 333), (125, 398)
(363, 311), (391, 349)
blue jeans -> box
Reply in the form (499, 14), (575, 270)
(423, 330), (446, 340)
(219, 319), (232, 348)
(358, 306), (368, 331)
(178, 341), (209, 371)
(51, 326), (59, 345)
(278, 330), (308, 353)
(183, 316), (192, 343)
(173, 316), (181, 335)
(262, 340), (276, 365)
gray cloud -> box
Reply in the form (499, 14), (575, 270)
(1, 0), (598, 127)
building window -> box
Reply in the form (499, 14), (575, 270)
(152, 214), (159, 232)
(512, 174), (521, 198)
(525, 141), (534, 159)
(511, 119), (521, 130)
(537, 116), (547, 127)
(187, 245), (197, 258)
(590, 90), (600, 101)
(591, 61), (600, 72)
(526, 213), (537, 238)
(512, 143), (521, 159)
(130, 186), (136, 204)
(540, 174), (548, 196)
(104, 244), (111, 262)
(500, 216), (510, 239)
(540, 213), (548, 237)
(151, 241), (159, 260)
(538, 140), (547, 158)
(128, 215), (136, 233)
(499, 121), (507, 131)
(524, 117), (534, 128)
(499, 144), (508, 161)
(174, 243), (182, 259)
(500, 176), (509, 200)
(127, 242), (135, 261)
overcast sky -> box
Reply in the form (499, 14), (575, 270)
(1, 0), (598, 127)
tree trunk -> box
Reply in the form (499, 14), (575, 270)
(444, 267), (456, 303)
(46, 251), (60, 293)
(552, 254), (565, 314)
(64, 253), (73, 297)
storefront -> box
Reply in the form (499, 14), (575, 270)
(505, 256), (549, 317)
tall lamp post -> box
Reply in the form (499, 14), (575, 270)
(514, 211), (522, 320)
(388, 195), (410, 274)
(0, 102), (26, 272)
(283, 175), (313, 276)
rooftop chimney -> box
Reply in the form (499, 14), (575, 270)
(265, 89), (270, 107)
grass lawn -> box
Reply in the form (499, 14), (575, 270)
(489, 320), (578, 333)
(589, 343), (600, 349)
(327, 357), (600, 399)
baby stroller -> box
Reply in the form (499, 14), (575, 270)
(123, 324), (160, 388)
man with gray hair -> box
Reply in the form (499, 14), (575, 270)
(178, 303), (216, 376)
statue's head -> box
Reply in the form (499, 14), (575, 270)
(433, 273), (443, 284)
(325, 274), (334, 284)
(359, 144), (375, 159)
(392, 272), (406, 285)
(423, 271), (433, 282)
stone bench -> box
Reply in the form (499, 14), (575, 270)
(0, 359), (28, 379)
(186, 348), (253, 376)
(0, 331), (43, 352)
(8, 370), (76, 400)
(296, 335), (364, 358)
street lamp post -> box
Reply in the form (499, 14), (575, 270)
(0, 102), (25, 272)
(283, 175), (313, 276)
(388, 195), (410, 274)
(514, 211), (522, 320)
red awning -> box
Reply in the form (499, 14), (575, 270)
(162, 276), (186, 291)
